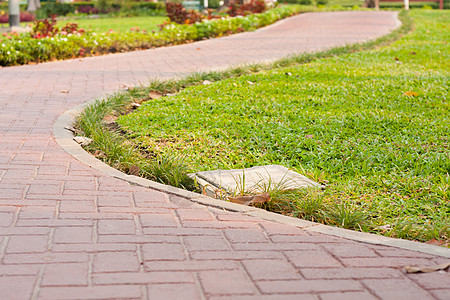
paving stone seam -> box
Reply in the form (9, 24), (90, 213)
(54, 99), (450, 259)
(358, 280), (384, 300)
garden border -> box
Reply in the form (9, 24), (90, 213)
(0, 5), (300, 67)
(54, 94), (450, 259)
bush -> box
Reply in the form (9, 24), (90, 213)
(165, 2), (204, 24)
(228, 0), (267, 17)
(95, 0), (111, 13)
(36, 2), (77, 18)
(106, 1), (166, 17)
(36, 0), (165, 18)
(0, 11), (36, 24)
(208, 0), (222, 8)
(165, 0), (268, 25)
(96, 0), (166, 16)
(77, 5), (100, 15)
(21, 11), (36, 22)
(31, 17), (59, 38)
(282, 0), (313, 5)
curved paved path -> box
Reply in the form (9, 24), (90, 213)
(0, 11), (448, 300)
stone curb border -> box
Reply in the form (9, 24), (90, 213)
(54, 99), (450, 259)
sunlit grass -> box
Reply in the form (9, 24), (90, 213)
(75, 10), (449, 243)
(59, 16), (168, 34)
(116, 10), (449, 242)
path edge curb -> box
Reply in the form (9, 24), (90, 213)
(54, 99), (450, 259)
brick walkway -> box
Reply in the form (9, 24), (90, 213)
(0, 11), (448, 300)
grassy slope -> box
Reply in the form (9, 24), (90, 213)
(117, 10), (449, 241)
(59, 16), (168, 33)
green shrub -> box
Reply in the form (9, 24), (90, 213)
(207, 0), (222, 9)
(283, 0), (313, 5)
(110, 1), (166, 17)
(36, 1), (98, 18)
(36, 2), (76, 18)
(35, 0), (165, 18)
(95, 0), (110, 13)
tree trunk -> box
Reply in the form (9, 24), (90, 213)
(363, 0), (379, 9)
(8, 0), (20, 27)
(27, 0), (41, 12)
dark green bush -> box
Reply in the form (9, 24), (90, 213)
(34, 0), (165, 18)
(283, 0), (313, 5)
(207, 0), (222, 9)
(36, 2), (76, 18)
(93, 0), (165, 16)
(115, 1), (166, 17)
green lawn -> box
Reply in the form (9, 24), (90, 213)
(60, 16), (168, 33)
(115, 10), (449, 242)
(327, 0), (443, 8)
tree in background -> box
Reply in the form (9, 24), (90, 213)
(363, 0), (379, 8)
(8, 0), (20, 27)
(27, 0), (41, 12)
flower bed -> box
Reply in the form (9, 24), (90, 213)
(0, 5), (300, 67)
(0, 11), (35, 24)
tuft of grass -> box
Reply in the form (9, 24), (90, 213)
(142, 153), (195, 189)
(74, 91), (194, 189)
(386, 219), (423, 240)
(289, 189), (326, 222)
(322, 202), (369, 231)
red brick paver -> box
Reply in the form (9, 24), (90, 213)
(0, 11), (448, 299)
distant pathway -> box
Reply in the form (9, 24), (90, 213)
(1, 11), (448, 299)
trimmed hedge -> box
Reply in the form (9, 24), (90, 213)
(35, 1), (166, 18)
(283, 0), (314, 5)
(0, 5), (300, 66)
